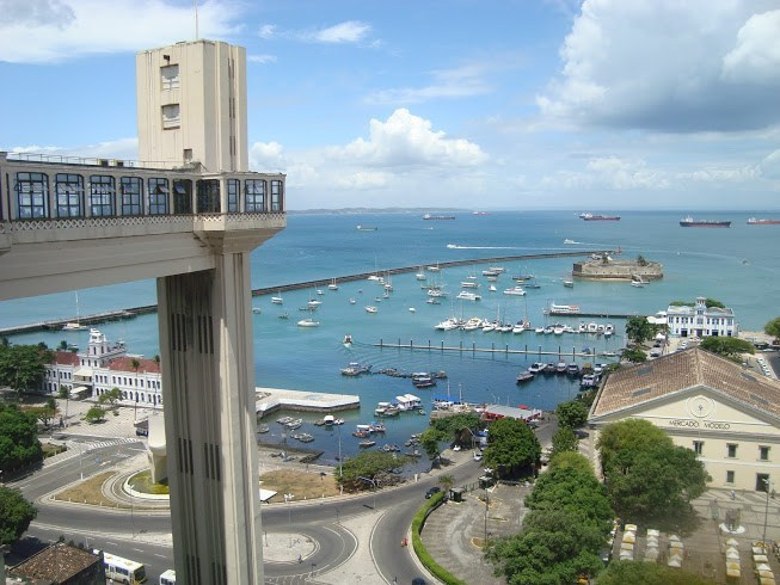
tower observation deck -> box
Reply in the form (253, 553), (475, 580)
(0, 39), (286, 585)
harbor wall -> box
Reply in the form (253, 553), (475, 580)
(572, 260), (663, 281)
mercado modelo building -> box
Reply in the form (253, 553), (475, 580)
(44, 328), (162, 407)
(588, 348), (780, 492)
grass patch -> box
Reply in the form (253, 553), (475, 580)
(127, 470), (169, 495)
(54, 472), (123, 507)
(42, 443), (66, 458)
(260, 469), (340, 502)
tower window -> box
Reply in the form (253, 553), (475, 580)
(162, 104), (181, 129)
(161, 64), (180, 90)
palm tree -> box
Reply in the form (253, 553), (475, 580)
(130, 358), (141, 421)
(438, 474), (454, 499)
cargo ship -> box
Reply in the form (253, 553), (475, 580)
(747, 217), (780, 225)
(679, 216), (731, 228)
(579, 212), (621, 221)
(422, 213), (456, 220)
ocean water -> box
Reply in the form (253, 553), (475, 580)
(2, 210), (779, 464)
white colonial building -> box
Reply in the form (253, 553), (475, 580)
(589, 348), (780, 492)
(44, 328), (162, 407)
(666, 296), (737, 338)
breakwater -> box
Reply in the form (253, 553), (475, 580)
(0, 250), (605, 336)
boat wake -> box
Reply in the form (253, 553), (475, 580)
(446, 244), (529, 250)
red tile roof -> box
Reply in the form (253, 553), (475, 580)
(52, 350), (80, 366)
(107, 356), (161, 374)
(590, 347), (780, 419)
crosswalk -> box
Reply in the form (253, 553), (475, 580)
(44, 437), (142, 467)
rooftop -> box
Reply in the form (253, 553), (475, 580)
(590, 347), (780, 419)
(8, 542), (100, 583)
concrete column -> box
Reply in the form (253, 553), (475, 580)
(157, 251), (261, 585)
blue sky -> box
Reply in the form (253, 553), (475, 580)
(1, 0), (779, 210)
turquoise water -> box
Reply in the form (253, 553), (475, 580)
(2, 210), (779, 464)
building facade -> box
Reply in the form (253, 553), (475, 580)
(45, 328), (162, 407)
(589, 348), (780, 492)
(666, 296), (737, 338)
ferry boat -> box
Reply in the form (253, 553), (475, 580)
(546, 302), (581, 315)
(422, 213), (456, 220)
(747, 218), (780, 225)
(503, 286), (526, 296)
(579, 212), (621, 221)
(679, 216), (731, 228)
(456, 291), (482, 301)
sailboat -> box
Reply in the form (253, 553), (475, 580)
(328, 278), (339, 291)
(271, 290), (284, 304)
(63, 291), (88, 331)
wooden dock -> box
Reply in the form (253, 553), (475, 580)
(373, 339), (618, 360)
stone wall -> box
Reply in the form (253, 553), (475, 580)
(572, 260), (663, 280)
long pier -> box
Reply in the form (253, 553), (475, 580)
(0, 250), (609, 337)
(373, 339), (617, 360)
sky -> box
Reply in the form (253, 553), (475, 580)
(1, 0), (779, 211)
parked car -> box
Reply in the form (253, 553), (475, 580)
(424, 486), (441, 499)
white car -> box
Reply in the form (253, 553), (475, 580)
(473, 452), (483, 461)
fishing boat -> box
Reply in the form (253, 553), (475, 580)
(297, 318), (320, 327)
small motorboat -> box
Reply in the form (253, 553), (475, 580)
(408, 307), (416, 313)
(349, 298), (357, 304)
(297, 318), (320, 327)
(343, 334), (353, 347)
(516, 371), (534, 384)
(365, 306), (378, 314)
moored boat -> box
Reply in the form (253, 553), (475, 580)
(297, 318), (320, 327)
(546, 302), (581, 315)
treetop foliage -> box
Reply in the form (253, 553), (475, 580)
(556, 400), (589, 429)
(0, 486), (37, 545)
(764, 317), (780, 340)
(0, 403), (43, 472)
(699, 336), (754, 360)
(338, 450), (402, 491)
(483, 417), (540, 479)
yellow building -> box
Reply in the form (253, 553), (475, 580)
(589, 348), (780, 492)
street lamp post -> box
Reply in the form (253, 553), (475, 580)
(483, 485), (489, 546)
(358, 476), (378, 509)
(763, 478), (773, 545)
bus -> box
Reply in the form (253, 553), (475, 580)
(160, 569), (176, 585)
(102, 552), (147, 584)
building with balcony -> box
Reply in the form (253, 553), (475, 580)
(588, 348), (780, 492)
(0, 38), (285, 584)
(666, 296), (738, 338)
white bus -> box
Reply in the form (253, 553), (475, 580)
(160, 569), (176, 585)
(102, 552), (147, 584)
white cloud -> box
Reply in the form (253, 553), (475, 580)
(259, 20), (374, 45)
(759, 149), (780, 180)
(367, 62), (494, 105)
(721, 10), (780, 85)
(310, 21), (371, 44)
(0, 0), (242, 63)
(330, 108), (487, 168)
(247, 53), (276, 64)
(537, 0), (780, 132)
(10, 137), (138, 160)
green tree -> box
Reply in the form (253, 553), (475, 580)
(486, 508), (605, 585)
(764, 317), (780, 341)
(598, 560), (717, 585)
(556, 400), (589, 429)
(704, 298), (725, 309)
(551, 426), (579, 457)
(0, 404), (43, 472)
(699, 336), (755, 361)
(0, 344), (52, 398)
(338, 450), (401, 491)
(0, 486), (37, 545)
(430, 412), (481, 447)
(598, 419), (709, 527)
(621, 346), (647, 363)
(483, 417), (541, 479)
(84, 406), (106, 424)
(636, 254), (648, 266)
(98, 387), (122, 409)
(625, 316), (654, 345)
(438, 473), (455, 496)
(419, 428), (445, 462)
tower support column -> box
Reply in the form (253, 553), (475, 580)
(157, 250), (261, 585)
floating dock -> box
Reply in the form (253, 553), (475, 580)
(255, 387), (360, 417)
(373, 339), (618, 359)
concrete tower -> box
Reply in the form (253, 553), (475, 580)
(136, 40), (249, 172)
